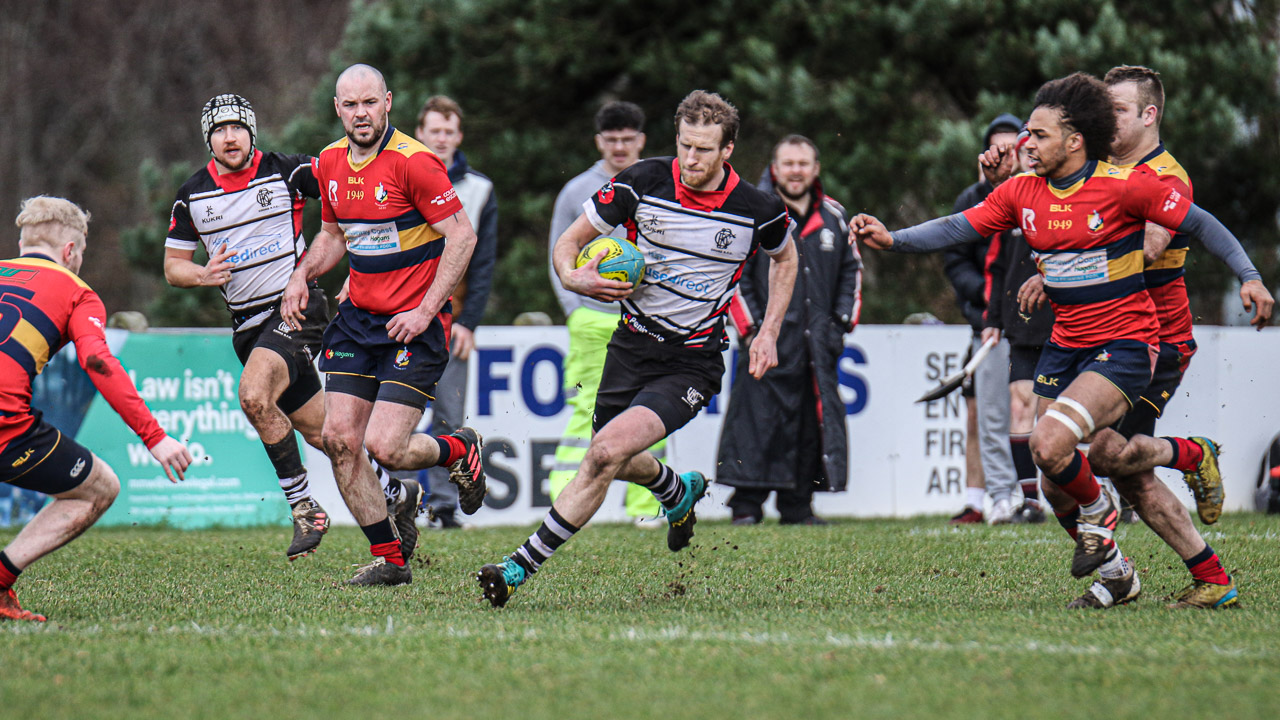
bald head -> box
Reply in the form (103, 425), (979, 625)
(334, 64), (392, 151)
(336, 64), (387, 96)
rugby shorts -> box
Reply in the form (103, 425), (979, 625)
(320, 299), (450, 411)
(0, 411), (94, 494)
(1033, 338), (1157, 407)
(593, 326), (723, 436)
(231, 286), (329, 415)
(1114, 339), (1197, 439)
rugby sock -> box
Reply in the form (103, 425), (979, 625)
(1162, 437), (1205, 472)
(1185, 544), (1231, 585)
(360, 518), (405, 566)
(965, 486), (986, 511)
(263, 435), (306, 480)
(512, 507), (579, 575)
(1098, 546), (1132, 580)
(1055, 507), (1080, 540)
(1044, 450), (1102, 506)
(434, 434), (466, 467)
(0, 552), (20, 590)
(644, 464), (686, 509)
(1011, 433), (1040, 504)
(279, 473), (311, 507)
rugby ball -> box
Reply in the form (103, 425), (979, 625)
(576, 237), (645, 287)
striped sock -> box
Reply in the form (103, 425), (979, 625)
(1045, 450), (1102, 506)
(512, 507), (580, 575)
(643, 465), (685, 509)
(1162, 437), (1204, 472)
(1185, 544), (1230, 585)
(1098, 546), (1132, 580)
(279, 472), (311, 507)
(0, 551), (20, 590)
(365, 452), (403, 504)
(434, 435), (466, 467)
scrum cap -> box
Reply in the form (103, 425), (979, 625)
(201, 94), (257, 153)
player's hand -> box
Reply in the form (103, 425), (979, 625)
(1241, 279), (1274, 330)
(980, 141), (1017, 187)
(201, 243), (235, 287)
(748, 326), (779, 379)
(336, 277), (350, 304)
(280, 271), (310, 331)
(1018, 274), (1048, 313)
(450, 324), (476, 360)
(150, 436), (193, 483)
(981, 326), (1001, 344)
(387, 307), (432, 344)
(849, 214), (893, 250)
(561, 250), (634, 301)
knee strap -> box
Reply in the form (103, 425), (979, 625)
(1055, 396), (1096, 436)
(1044, 408), (1084, 442)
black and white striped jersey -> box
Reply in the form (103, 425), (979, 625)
(585, 157), (791, 349)
(166, 150), (320, 332)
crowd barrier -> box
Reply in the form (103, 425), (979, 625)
(11, 325), (1277, 530)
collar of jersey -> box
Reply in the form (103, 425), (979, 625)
(1046, 159), (1096, 198)
(347, 126), (398, 172)
(205, 150), (264, 193)
(672, 158), (739, 212)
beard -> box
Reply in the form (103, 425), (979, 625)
(776, 180), (812, 201)
(346, 117), (387, 149)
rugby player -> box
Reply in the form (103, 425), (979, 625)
(1, 196), (192, 621)
(478, 90), (799, 607)
(165, 94), (381, 562)
(853, 73), (1271, 609)
(281, 64), (485, 587)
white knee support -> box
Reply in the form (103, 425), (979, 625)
(1055, 397), (1096, 436)
(1043, 409), (1084, 441)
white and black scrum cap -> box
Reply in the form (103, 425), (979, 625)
(201, 94), (257, 153)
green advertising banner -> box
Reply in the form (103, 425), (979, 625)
(85, 332), (289, 529)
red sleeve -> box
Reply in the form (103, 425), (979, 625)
(1124, 170), (1191, 229)
(69, 290), (167, 449)
(961, 180), (1019, 238)
(405, 152), (463, 224)
(318, 156), (337, 224)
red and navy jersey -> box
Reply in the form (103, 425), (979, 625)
(315, 128), (463, 316)
(0, 254), (166, 452)
(1128, 145), (1195, 345)
(166, 150), (319, 332)
(964, 160), (1192, 348)
(586, 158), (791, 349)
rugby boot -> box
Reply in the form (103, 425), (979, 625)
(1067, 568), (1142, 609)
(1071, 489), (1119, 578)
(1012, 500), (1046, 524)
(477, 557), (528, 608)
(388, 478), (424, 561)
(949, 507), (983, 525)
(1168, 576), (1239, 609)
(0, 588), (46, 622)
(346, 557), (412, 586)
(666, 471), (708, 552)
(447, 427), (487, 514)
(286, 498), (330, 560)
(1182, 437), (1224, 525)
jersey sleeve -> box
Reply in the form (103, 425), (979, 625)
(285, 154), (321, 200)
(164, 194), (200, 252)
(317, 157), (337, 224)
(961, 179), (1019, 237)
(584, 164), (643, 234)
(405, 152), (463, 225)
(69, 289), (167, 448)
(756, 201), (792, 256)
(1124, 170), (1192, 229)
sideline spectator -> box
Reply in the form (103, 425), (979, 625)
(717, 134), (861, 525)
(944, 113), (1020, 524)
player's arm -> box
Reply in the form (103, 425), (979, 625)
(163, 246), (235, 288)
(851, 212), (986, 252)
(1174, 205), (1273, 328)
(749, 238), (798, 379)
(548, 186), (588, 317)
(552, 214), (633, 301)
(281, 221), (346, 330)
(1143, 223), (1173, 265)
(68, 293), (192, 482)
(387, 208), (479, 344)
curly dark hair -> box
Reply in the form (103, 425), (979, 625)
(1033, 72), (1115, 161)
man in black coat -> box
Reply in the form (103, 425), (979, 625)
(716, 135), (862, 524)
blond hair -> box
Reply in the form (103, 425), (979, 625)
(16, 196), (90, 245)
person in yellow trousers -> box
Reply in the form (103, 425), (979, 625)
(547, 101), (661, 523)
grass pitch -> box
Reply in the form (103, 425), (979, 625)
(3, 514), (1279, 719)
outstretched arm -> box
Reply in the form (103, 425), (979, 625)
(852, 212), (985, 253)
(1177, 205), (1273, 328)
